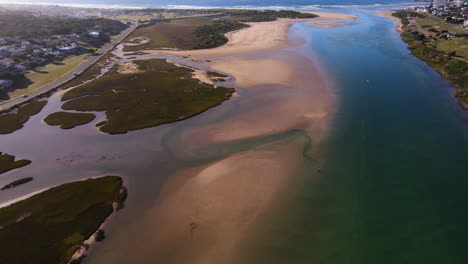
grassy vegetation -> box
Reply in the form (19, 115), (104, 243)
(21, 55), (86, 93)
(223, 9), (318, 22)
(424, 14), (468, 35)
(0, 153), (31, 175)
(61, 59), (234, 134)
(44, 112), (96, 129)
(193, 20), (249, 49)
(392, 10), (424, 27)
(207, 71), (228, 78)
(436, 38), (468, 61)
(0, 176), (126, 264)
(416, 17), (467, 35)
(0, 55), (87, 102)
(95, 120), (107, 127)
(1, 177), (33, 190)
(124, 10), (317, 51)
(0, 100), (47, 134)
(60, 53), (118, 90)
(394, 10), (468, 106)
(123, 16), (216, 51)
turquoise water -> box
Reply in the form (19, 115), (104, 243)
(244, 9), (468, 263)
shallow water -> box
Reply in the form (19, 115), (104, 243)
(235, 8), (468, 264)
(0, 5), (467, 264)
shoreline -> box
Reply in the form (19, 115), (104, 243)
(376, 11), (403, 32)
(89, 11), (351, 264)
(117, 12), (358, 59)
(387, 11), (468, 109)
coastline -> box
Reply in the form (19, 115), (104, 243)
(89, 11), (351, 264)
(387, 11), (468, 108)
(376, 11), (403, 32)
(116, 12), (357, 59)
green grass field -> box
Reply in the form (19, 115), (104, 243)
(0, 153), (31, 175)
(0, 100), (47, 134)
(416, 17), (467, 35)
(0, 176), (126, 264)
(3, 55), (86, 101)
(421, 14), (467, 34)
(61, 59), (234, 134)
(413, 16), (468, 62)
(436, 38), (468, 62)
(44, 112), (96, 129)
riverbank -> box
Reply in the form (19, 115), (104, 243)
(87, 11), (350, 264)
(0, 176), (126, 264)
(376, 11), (403, 32)
(389, 10), (468, 108)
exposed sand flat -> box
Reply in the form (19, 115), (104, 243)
(376, 11), (403, 32)
(208, 56), (294, 88)
(192, 50), (331, 143)
(191, 68), (214, 84)
(307, 21), (347, 28)
(119, 12), (358, 58)
(90, 12), (344, 264)
(91, 136), (307, 264)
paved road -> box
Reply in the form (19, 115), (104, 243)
(409, 17), (430, 37)
(0, 23), (137, 111)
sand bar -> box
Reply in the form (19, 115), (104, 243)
(89, 11), (349, 264)
(376, 11), (403, 32)
(307, 21), (347, 28)
(119, 12), (358, 58)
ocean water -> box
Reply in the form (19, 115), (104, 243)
(0, 0), (418, 9)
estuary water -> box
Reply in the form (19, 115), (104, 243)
(0, 3), (467, 264)
(237, 9), (468, 263)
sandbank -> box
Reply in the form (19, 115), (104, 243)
(91, 11), (347, 264)
(307, 21), (347, 28)
(376, 11), (403, 32)
(118, 12), (358, 58)
(89, 136), (308, 264)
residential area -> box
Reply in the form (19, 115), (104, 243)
(0, 8), (128, 97)
(412, 0), (468, 28)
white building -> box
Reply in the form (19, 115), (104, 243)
(89, 31), (100, 37)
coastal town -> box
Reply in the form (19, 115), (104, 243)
(0, 7), (128, 96)
(412, 0), (468, 28)
(1, 32), (99, 81)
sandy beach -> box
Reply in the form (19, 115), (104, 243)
(90, 11), (352, 264)
(117, 12), (357, 59)
(376, 11), (403, 32)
